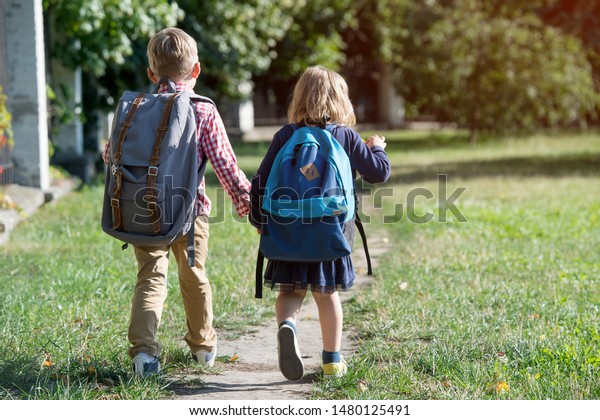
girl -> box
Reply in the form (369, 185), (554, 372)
(250, 66), (390, 380)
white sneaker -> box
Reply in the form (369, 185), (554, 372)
(131, 352), (161, 377)
(192, 344), (217, 367)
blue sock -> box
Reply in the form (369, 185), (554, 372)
(322, 350), (340, 364)
(279, 320), (297, 334)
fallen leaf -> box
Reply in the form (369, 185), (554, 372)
(228, 354), (240, 363)
(528, 313), (540, 320)
(42, 353), (53, 367)
(357, 380), (368, 392)
(87, 366), (96, 374)
(163, 303), (169, 309)
(399, 282), (408, 291)
(496, 381), (509, 393)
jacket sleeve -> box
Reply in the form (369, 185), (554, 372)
(348, 131), (391, 184)
(199, 106), (251, 217)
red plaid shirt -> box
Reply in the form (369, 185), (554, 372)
(103, 82), (250, 217)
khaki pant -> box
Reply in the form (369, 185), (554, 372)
(127, 216), (216, 358)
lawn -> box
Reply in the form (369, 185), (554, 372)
(315, 129), (600, 399)
(0, 129), (598, 399)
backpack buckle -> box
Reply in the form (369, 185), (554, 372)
(148, 166), (159, 176)
(111, 165), (118, 176)
(110, 198), (120, 208)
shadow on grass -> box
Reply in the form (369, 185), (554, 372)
(388, 152), (600, 184)
(0, 356), (42, 398)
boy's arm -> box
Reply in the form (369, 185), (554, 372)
(199, 106), (251, 217)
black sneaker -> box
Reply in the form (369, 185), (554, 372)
(277, 324), (304, 380)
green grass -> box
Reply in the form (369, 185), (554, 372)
(0, 181), (268, 399)
(1, 129), (599, 399)
(313, 130), (600, 399)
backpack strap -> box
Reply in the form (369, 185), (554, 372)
(255, 249), (264, 299)
(355, 213), (373, 275)
(111, 92), (145, 230)
(146, 92), (181, 233)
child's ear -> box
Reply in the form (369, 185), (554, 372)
(191, 62), (201, 79)
(147, 68), (159, 84)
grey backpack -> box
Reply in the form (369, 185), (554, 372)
(101, 79), (213, 265)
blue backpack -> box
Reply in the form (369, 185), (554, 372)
(255, 125), (372, 298)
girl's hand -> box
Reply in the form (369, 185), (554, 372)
(366, 135), (387, 149)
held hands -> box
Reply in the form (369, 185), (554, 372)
(365, 135), (387, 150)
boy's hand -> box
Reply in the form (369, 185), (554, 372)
(366, 135), (387, 150)
(102, 142), (110, 164)
(241, 198), (251, 214)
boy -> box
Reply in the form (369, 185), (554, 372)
(102, 27), (251, 376)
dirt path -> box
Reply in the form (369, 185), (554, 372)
(170, 234), (389, 400)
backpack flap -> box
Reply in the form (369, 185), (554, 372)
(112, 91), (190, 167)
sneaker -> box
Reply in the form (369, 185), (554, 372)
(277, 323), (304, 381)
(323, 355), (348, 378)
(192, 344), (217, 367)
(131, 352), (161, 377)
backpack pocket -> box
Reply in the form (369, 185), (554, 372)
(260, 214), (351, 262)
(109, 179), (168, 235)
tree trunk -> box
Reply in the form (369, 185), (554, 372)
(469, 129), (478, 145)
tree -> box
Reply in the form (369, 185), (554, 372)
(44, 0), (182, 77)
(252, 0), (356, 120)
(539, 0), (600, 91)
(177, 0), (297, 101)
(376, 0), (599, 143)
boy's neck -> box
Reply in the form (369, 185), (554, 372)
(158, 77), (194, 91)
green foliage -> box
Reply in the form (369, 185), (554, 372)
(540, 0), (600, 89)
(44, 0), (182, 76)
(0, 86), (13, 149)
(266, 0), (355, 80)
(177, 0), (296, 99)
(376, 0), (599, 142)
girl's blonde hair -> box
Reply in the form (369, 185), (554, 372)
(147, 28), (198, 80)
(288, 66), (356, 126)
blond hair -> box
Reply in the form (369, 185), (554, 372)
(288, 66), (356, 126)
(147, 28), (198, 80)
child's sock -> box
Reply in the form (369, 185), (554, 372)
(279, 320), (297, 334)
(322, 350), (340, 364)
